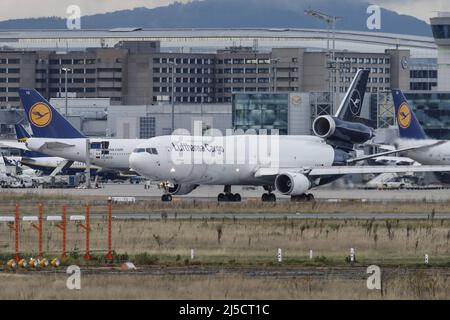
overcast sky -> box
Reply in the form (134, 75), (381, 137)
(0, 0), (448, 23)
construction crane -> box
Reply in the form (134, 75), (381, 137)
(305, 8), (342, 111)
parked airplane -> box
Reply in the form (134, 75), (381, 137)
(129, 70), (450, 202)
(19, 89), (144, 172)
(392, 89), (450, 183)
(13, 124), (103, 176)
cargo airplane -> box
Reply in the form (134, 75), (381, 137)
(129, 70), (450, 202)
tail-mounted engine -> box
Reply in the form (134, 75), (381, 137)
(312, 115), (374, 150)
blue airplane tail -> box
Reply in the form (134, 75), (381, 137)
(391, 89), (427, 140)
(19, 88), (85, 138)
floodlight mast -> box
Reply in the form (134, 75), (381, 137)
(304, 9), (342, 112)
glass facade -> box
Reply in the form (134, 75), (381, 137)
(432, 25), (450, 39)
(232, 93), (289, 134)
(139, 117), (156, 139)
(404, 92), (450, 139)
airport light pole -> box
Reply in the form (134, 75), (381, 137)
(61, 67), (71, 118)
(168, 61), (177, 134)
(304, 9), (342, 111)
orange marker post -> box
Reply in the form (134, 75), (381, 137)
(31, 204), (43, 259)
(56, 206), (67, 258)
(8, 205), (20, 262)
(106, 198), (113, 261)
(80, 205), (91, 261)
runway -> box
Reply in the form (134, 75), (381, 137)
(5, 183), (450, 202)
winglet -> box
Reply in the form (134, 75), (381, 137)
(19, 88), (86, 139)
(392, 89), (427, 140)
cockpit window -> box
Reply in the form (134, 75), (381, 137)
(133, 148), (146, 153)
(146, 148), (158, 155)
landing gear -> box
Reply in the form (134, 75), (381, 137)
(261, 186), (276, 202)
(218, 185), (241, 202)
(161, 194), (173, 202)
(159, 181), (173, 202)
(291, 193), (314, 202)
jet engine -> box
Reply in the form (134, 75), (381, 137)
(275, 173), (311, 196)
(168, 184), (199, 195)
(312, 115), (373, 145)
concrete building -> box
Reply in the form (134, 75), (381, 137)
(107, 103), (232, 139)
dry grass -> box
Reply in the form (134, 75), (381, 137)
(3, 218), (450, 266)
(1, 271), (449, 299)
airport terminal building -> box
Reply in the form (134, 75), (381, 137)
(0, 25), (446, 138)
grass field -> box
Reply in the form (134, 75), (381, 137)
(3, 194), (450, 299)
(1, 270), (449, 299)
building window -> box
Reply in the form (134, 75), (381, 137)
(139, 117), (156, 139)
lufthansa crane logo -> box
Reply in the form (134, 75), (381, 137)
(349, 89), (362, 116)
(397, 102), (412, 129)
(29, 103), (52, 127)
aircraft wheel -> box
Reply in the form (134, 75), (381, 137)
(261, 193), (269, 202)
(291, 194), (306, 202)
(218, 193), (225, 202)
(233, 193), (241, 202)
(306, 193), (314, 201)
(268, 193), (276, 202)
(162, 194), (173, 202)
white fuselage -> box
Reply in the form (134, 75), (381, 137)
(129, 135), (335, 185)
(25, 138), (144, 170)
(396, 138), (450, 165)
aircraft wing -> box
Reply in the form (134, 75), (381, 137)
(36, 141), (75, 150)
(255, 165), (450, 178)
(0, 141), (29, 151)
(309, 165), (450, 176)
(347, 140), (447, 164)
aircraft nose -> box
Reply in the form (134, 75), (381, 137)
(129, 153), (142, 173)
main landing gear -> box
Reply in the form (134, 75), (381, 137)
(291, 193), (315, 202)
(218, 185), (241, 202)
(261, 186), (276, 202)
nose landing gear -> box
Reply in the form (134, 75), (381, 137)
(218, 185), (241, 202)
(159, 181), (173, 202)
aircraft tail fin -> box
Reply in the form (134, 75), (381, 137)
(19, 88), (85, 139)
(392, 89), (427, 140)
(335, 69), (370, 122)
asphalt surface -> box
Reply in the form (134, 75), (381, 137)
(5, 183), (450, 201)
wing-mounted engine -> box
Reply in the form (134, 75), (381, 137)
(168, 184), (199, 195)
(312, 115), (374, 150)
(275, 172), (311, 196)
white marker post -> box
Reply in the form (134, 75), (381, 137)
(277, 248), (282, 263)
(309, 249), (313, 260)
(425, 254), (429, 265)
(350, 248), (355, 263)
(190, 249), (195, 260)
